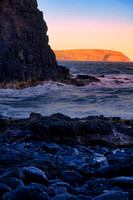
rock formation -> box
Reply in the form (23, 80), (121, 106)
(54, 49), (130, 62)
(0, 0), (70, 87)
(0, 113), (133, 147)
(0, 114), (133, 199)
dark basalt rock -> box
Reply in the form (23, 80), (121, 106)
(77, 74), (100, 82)
(0, 114), (133, 199)
(0, 183), (11, 198)
(65, 74), (101, 87)
(112, 177), (133, 189)
(3, 185), (50, 200)
(96, 165), (113, 178)
(22, 166), (48, 185)
(29, 183), (53, 197)
(0, 177), (24, 189)
(0, 113), (133, 147)
(60, 171), (83, 187)
(51, 193), (78, 200)
(92, 190), (128, 200)
(0, 137), (132, 199)
(0, 0), (70, 87)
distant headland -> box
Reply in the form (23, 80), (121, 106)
(54, 49), (130, 62)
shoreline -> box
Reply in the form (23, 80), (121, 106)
(0, 112), (133, 199)
(0, 112), (133, 148)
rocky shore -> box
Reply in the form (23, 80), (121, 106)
(0, 113), (133, 199)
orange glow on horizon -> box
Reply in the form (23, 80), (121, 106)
(46, 17), (133, 61)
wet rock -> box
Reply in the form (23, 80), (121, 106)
(107, 152), (126, 165)
(1, 129), (32, 143)
(94, 185), (108, 196)
(96, 165), (113, 178)
(77, 74), (100, 83)
(0, 167), (24, 180)
(0, 183), (11, 198)
(92, 190), (128, 200)
(56, 147), (86, 170)
(0, 146), (28, 167)
(0, 114), (133, 199)
(112, 176), (133, 189)
(125, 189), (133, 200)
(77, 164), (91, 178)
(91, 154), (109, 168)
(78, 194), (94, 200)
(86, 178), (112, 193)
(48, 181), (78, 196)
(82, 120), (113, 135)
(75, 184), (90, 196)
(50, 185), (67, 195)
(60, 171), (83, 186)
(30, 119), (75, 142)
(4, 186), (50, 200)
(25, 154), (58, 179)
(51, 193), (78, 200)
(0, 177), (24, 189)
(114, 157), (133, 176)
(1, 113), (133, 147)
(42, 143), (60, 154)
(22, 166), (48, 185)
(114, 124), (133, 138)
(29, 183), (53, 196)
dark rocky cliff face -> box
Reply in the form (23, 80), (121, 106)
(0, 0), (69, 86)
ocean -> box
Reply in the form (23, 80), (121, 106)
(0, 61), (133, 119)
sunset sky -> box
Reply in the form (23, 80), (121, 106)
(38, 0), (133, 61)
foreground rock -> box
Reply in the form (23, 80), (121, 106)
(0, 0), (70, 88)
(92, 190), (128, 200)
(22, 166), (48, 185)
(0, 113), (133, 199)
(0, 113), (132, 147)
(0, 140), (132, 199)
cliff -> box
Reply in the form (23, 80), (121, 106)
(0, 0), (69, 87)
(54, 49), (130, 62)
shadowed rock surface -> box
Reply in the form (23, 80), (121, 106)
(54, 49), (130, 62)
(0, 113), (133, 148)
(0, 0), (70, 87)
(2, 113), (133, 197)
(0, 113), (133, 199)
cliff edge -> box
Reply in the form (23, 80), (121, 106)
(54, 49), (130, 62)
(0, 0), (69, 87)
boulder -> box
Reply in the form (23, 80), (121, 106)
(114, 157), (133, 176)
(0, 183), (11, 198)
(22, 166), (48, 185)
(3, 186), (50, 200)
(51, 193), (78, 200)
(50, 186), (67, 195)
(92, 190), (128, 200)
(29, 183), (53, 196)
(96, 165), (113, 178)
(112, 176), (133, 189)
(0, 177), (24, 189)
(60, 171), (83, 186)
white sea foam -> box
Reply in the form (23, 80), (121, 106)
(0, 62), (133, 119)
(87, 74), (133, 88)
